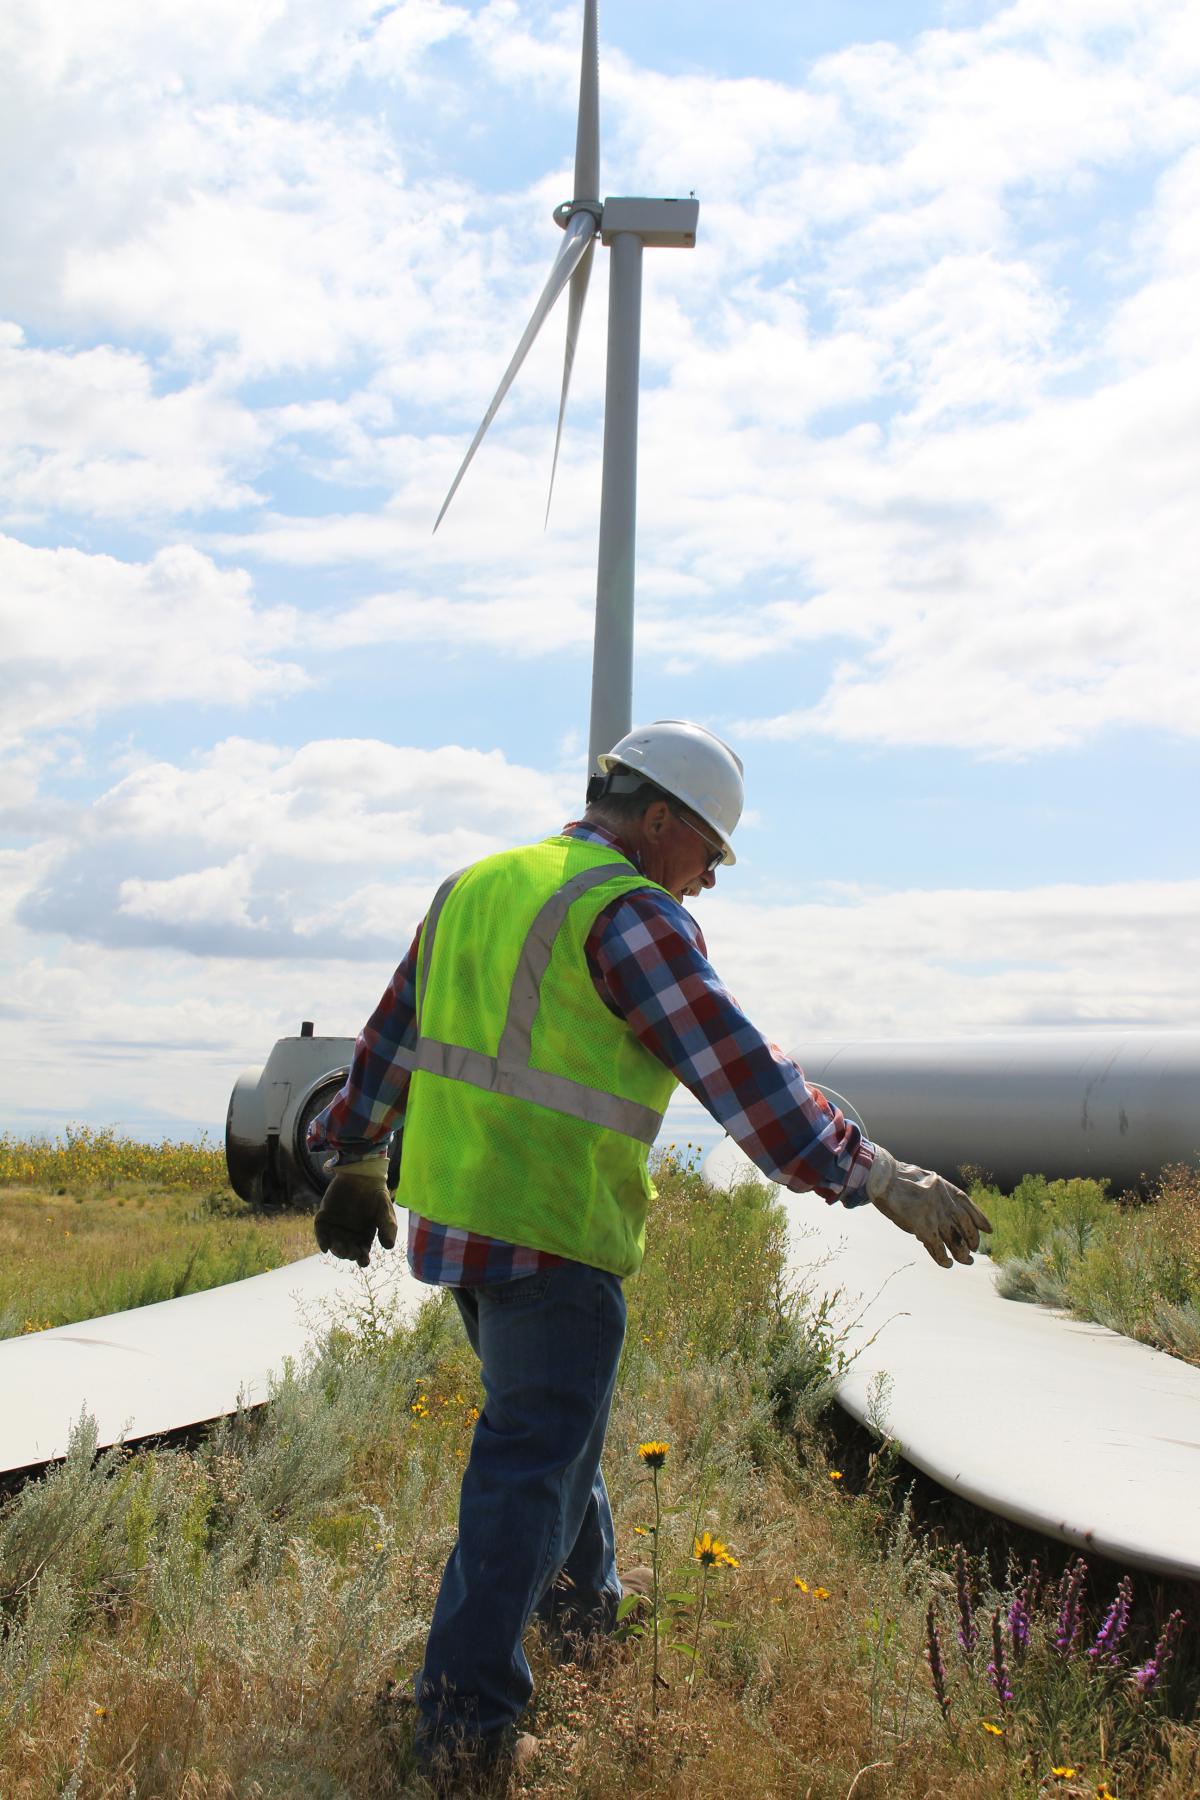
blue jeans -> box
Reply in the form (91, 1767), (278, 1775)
(414, 1261), (626, 1756)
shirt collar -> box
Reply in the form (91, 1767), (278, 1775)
(562, 818), (644, 872)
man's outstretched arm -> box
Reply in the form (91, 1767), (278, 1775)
(588, 891), (991, 1264)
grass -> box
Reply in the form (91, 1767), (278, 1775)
(0, 1146), (1196, 1797)
(970, 1165), (1200, 1367)
(0, 1131), (313, 1340)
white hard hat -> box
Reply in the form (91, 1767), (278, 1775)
(596, 720), (744, 865)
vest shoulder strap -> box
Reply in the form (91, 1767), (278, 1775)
(411, 852), (665, 1144)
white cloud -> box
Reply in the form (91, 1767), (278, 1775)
(734, 329), (1200, 753)
(1108, 144), (1200, 364)
(1, 0), (467, 103)
(91, 736), (575, 864)
(701, 877), (1200, 1043)
(322, 577), (595, 657)
(0, 537), (307, 749)
(0, 325), (264, 520)
(118, 857), (267, 932)
(0, 741), (83, 833)
(15, 735), (581, 958)
(57, 108), (428, 376)
(854, 252), (1062, 424)
(0, 935), (386, 1128)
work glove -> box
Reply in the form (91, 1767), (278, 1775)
(314, 1159), (398, 1267)
(865, 1146), (993, 1270)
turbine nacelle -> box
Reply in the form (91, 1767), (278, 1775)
(598, 197), (698, 248)
(554, 192), (699, 245)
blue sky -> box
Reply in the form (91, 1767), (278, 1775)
(2, 0), (1198, 1145)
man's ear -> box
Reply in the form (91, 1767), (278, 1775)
(642, 799), (671, 839)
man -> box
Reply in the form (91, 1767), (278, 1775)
(309, 719), (991, 1782)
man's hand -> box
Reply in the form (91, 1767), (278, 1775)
(314, 1159), (398, 1267)
(865, 1146), (993, 1269)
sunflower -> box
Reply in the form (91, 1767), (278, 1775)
(693, 1531), (738, 1568)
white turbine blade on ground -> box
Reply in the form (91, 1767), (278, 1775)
(545, 239), (593, 526)
(433, 209), (597, 533)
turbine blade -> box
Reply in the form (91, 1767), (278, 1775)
(434, 210), (597, 533)
(575, 0), (600, 204)
(545, 238), (593, 527)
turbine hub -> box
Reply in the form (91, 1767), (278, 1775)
(553, 198), (603, 231)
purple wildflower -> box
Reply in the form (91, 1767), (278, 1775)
(1025, 1558), (1043, 1613)
(1055, 1556), (1088, 1657)
(987, 1610), (1013, 1710)
(1008, 1560), (1038, 1664)
(1089, 1575), (1134, 1666)
(1132, 1610), (1186, 1696)
(926, 1602), (950, 1717)
(955, 1546), (978, 1658)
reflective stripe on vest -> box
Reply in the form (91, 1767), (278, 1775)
(401, 859), (667, 1146)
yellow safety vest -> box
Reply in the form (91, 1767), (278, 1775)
(395, 835), (678, 1277)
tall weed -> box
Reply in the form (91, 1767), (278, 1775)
(978, 1166), (1200, 1366)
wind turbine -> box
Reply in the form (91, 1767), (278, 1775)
(433, 0), (698, 772)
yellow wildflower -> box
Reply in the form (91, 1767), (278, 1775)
(829, 1470), (843, 1481)
(638, 1441), (669, 1468)
(812, 1585), (829, 1598)
(794, 1577), (809, 1592)
(693, 1531), (737, 1567)
(1051, 1771), (1076, 1783)
(982, 1720), (1004, 1736)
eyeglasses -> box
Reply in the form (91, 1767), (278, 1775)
(673, 810), (725, 875)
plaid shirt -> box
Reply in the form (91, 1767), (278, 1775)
(309, 822), (874, 1284)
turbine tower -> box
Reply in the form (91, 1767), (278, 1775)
(434, 0), (698, 772)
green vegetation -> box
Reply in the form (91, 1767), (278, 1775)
(0, 1149), (1195, 1796)
(971, 1166), (1200, 1367)
(0, 1125), (228, 1193)
(0, 1133), (312, 1339)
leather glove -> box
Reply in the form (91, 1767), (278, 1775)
(314, 1159), (398, 1267)
(865, 1146), (993, 1269)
